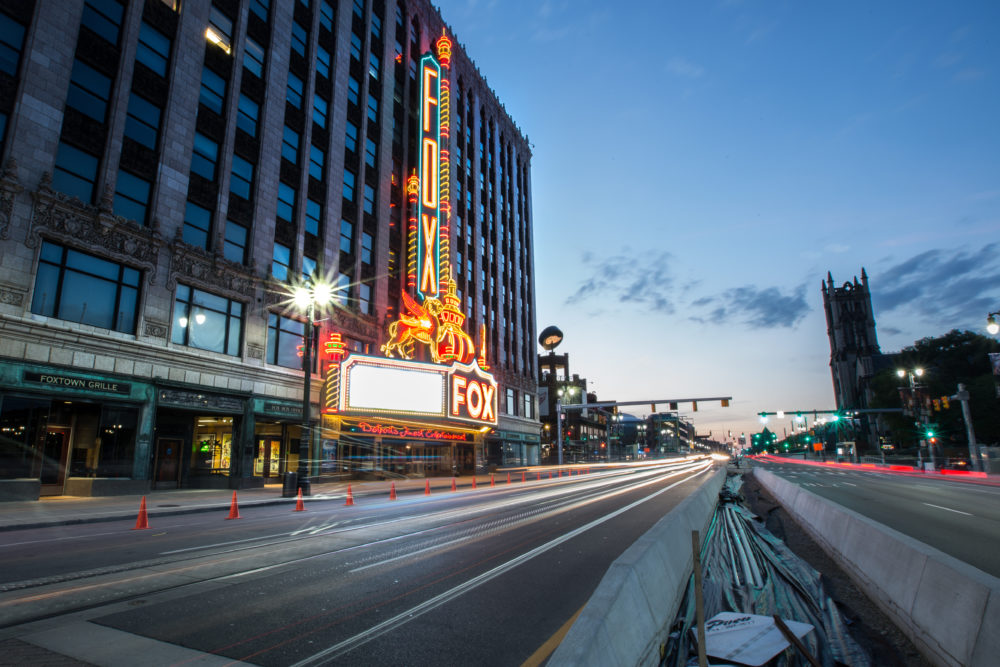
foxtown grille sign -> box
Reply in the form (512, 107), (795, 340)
(328, 354), (497, 427)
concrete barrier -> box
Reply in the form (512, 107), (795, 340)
(753, 467), (1000, 667)
(548, 465), (726, 667)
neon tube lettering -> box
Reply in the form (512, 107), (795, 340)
(451, 375), (467, 417)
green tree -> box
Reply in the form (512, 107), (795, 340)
(870, 330), (1000, 450)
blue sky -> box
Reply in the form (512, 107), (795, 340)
(432, 0), (1000, 441)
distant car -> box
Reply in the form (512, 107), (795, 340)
(943, 458), (969, 469)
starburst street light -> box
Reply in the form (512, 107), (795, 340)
(286, 274), (336, 496)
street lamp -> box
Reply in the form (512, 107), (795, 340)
(987, 312), (999, 335)
(291, 278), (334, 495)
(897, 367), (934, 470)
(555, 384), (581, 466)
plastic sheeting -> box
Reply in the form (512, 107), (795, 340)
(661, 475), (870, 667)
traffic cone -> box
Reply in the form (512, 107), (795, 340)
(490, 473), (495, 487)
(133, 496), (149, 530)
(226, 491), (240, 520)
(451, 478), (457, 492)
(521, 471), (526, 483)
(345, 484), (355, 506)
(506, 472), (511, 484)
(294, 488), (305, 512)
(537, 471), (541, 481)
(390, 482), (397, 500)
(472, 476), (477, 489)
(424, 479), (431, 495)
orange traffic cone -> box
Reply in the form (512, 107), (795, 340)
(472, 476), (477, 489)
(506, 472), (511, 484)
(345, 484), (355, 506)
(226, 491), (241, 520)
(490, 473), (495, 487)
(424, 479), (431, 495)
(521, 471), (526, 483)
(133, 496), (149, 530)
(451, 478), (457, 492)
(294, 488), (305, 512)
(390, 482), (397, 500)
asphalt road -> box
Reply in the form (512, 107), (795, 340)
(0, 459), (718, 666)
(750, 458), (1000, 577)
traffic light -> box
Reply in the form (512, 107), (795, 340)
(925, 428), (935, 439)
(932, 399), (941, 412)
(669, 402), (678, 410)
(692, 401), (698, 412)
(296, 344), (305, 358)
(941, 396), (950, 410)
(721, 399), (729, 407)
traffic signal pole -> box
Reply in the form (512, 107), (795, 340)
(955, 383), (986, 473)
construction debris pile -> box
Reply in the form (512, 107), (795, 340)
(661, 475), (870, 667)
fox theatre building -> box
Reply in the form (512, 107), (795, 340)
(316, 42), (500, 477)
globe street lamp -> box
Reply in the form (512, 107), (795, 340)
(987, 312), (1000, 335)
(291, 278), (333, 495)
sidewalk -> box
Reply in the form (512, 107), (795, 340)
(0, 469), (560, 532)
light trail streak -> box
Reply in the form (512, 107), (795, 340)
(288, 464), (712, 666)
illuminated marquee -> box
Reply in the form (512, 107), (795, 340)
(416, 53), (442, 300)
(330, 354), (497, 427)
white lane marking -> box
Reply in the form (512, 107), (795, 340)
(923, 502), (973, 516)
(289, 466), (712, 667)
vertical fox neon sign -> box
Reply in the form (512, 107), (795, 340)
(417, 54), (441, 300)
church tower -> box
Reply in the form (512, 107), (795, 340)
(822, 268), (881, 412)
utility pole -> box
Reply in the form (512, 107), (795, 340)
(954, 384), (986, 473)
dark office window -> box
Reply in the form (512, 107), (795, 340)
(0, 11), (26, 76)
(309, 144), (325, 180)
(353, 0), (364, 19)
(305, 198), (321, 235)
(277, 182), (296, 223)
(66, 59), (112, 123)
(267, 312), (309, 369)
(340, 219), (353, 254)
(371, 13), (381, 40)
(113, 170), (151, 224)
(320, 1), (335, 30)
(249, 0), (269, 21)
(363, 183), (375, 214)
(291, 21), (308, 57)
(199, 66), (226, 114)
(316, 45), (331, 79)
(223, 220), (248, 263)
(350, 33), (361, 61)
(361, 231), (373, 265)
(53, 142), (99, 203)
(31, 240), (139, 334)
(271, 242), (291, 280)
(171, 284), (243, 356)
(281, 125), (299, 163)
(230, 154), (254, 199)
(236, 94), (258, 136)
(190, 132), (218, 180)
(336, 272), (350, 306)
(359, 283), (371, 314)
(244, 37), (265, 77)
(366, 93), (378, 123)
(345, 121), (358, 152)
(183, 201), (212, 249)
(343, 169), (356, 202)
(369, 52), (380, 80)
(347, 77), (359, 106)
(364, 137), (377, 168)
(302, 255), (316, 280)
(136, 22), (171, 76)
(123, 93), (161, 149)
(81, 0), (124, 46)
(313, 96), (328, 128)
(287, 72), (303, 108)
